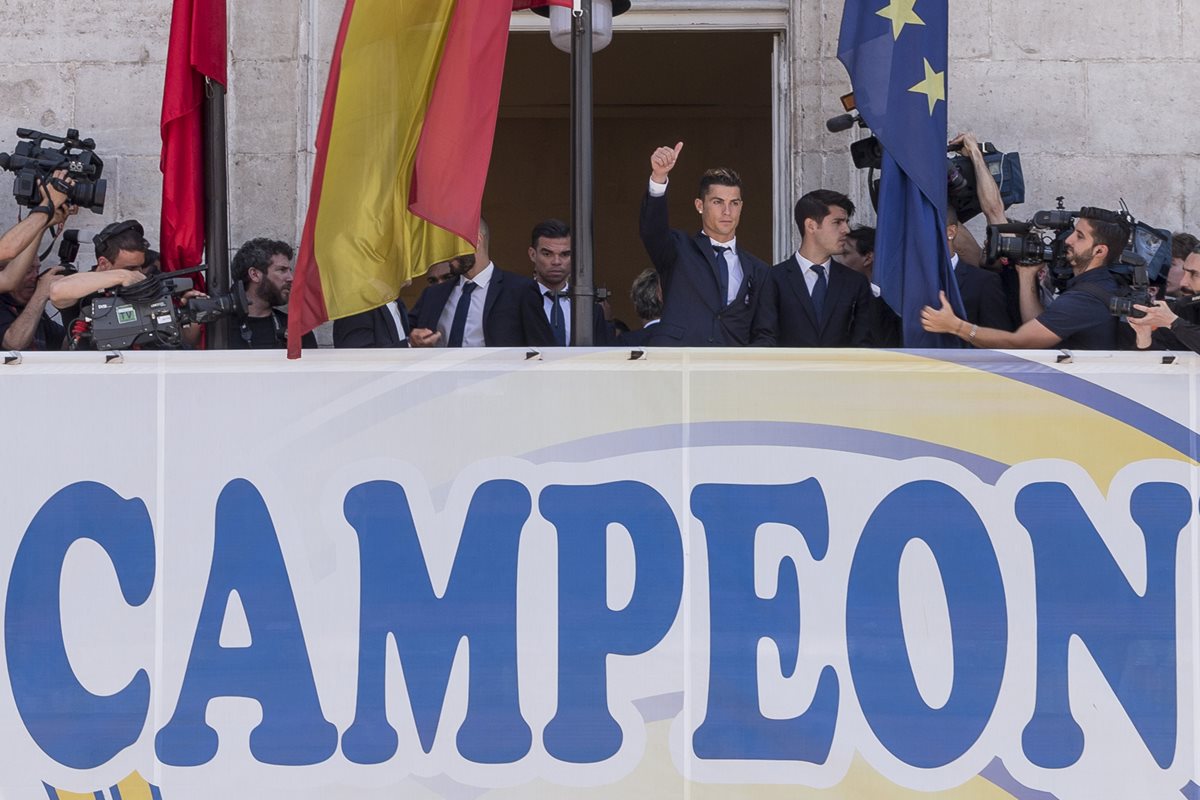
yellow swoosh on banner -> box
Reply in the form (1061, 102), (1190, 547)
(480, 719), (1016, 799)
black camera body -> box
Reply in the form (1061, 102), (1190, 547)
(84, 267), (247, 350)
(986, 207), (1074, 267)
(1108, 263), (1154, 319)
(0, 128), (107, 213)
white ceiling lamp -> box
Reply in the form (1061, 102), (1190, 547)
(532, 0), (632, 53)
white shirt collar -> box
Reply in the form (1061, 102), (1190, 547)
(794, 251), (832, 273)
(461, 261), (494, 290)
(951, 253), (960, 271)
(708, 236), (737, 254)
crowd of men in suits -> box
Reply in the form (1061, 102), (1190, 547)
(326, 138), (1023, 353)
(7, 137), (1199, 355)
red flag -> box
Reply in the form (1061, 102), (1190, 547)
(409, 0), (516, 243)
(511, 0), (570, 8)
(160, 0), (226, 289)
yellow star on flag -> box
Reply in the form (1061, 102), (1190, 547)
(908, 58), (945, 114)
(876, 0), (925, 40)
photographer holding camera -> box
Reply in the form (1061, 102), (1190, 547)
(921, 208), (1125, 349)
(0, 169), (73, 292)
(1128, 243), (1200, 351)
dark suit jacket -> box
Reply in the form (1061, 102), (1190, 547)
(752, 255), (874, 347)
(332, 299), (411, 348)
(639, 190), (769, 346)
(955, 261), (1015, 331)
(620, 322), (659, 347)
(523, 282), (615, 346)
(864, 293), (903, 347)
(411, 265), (547, 347)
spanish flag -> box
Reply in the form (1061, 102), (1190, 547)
(290, 0), (564, 357)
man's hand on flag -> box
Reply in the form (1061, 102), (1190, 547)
(920, 291), (966, 335)
(650, 141), (684, 184)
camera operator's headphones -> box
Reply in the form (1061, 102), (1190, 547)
(93, 219), (147, 261)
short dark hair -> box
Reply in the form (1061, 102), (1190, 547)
(1077, 209), (1130, 267)
(531, 219), (570, 248)
(1172, 232), (1199, 260)
(630, 267), (662, 322)
(94, 220), (149, 263)
(697, 168), (742, 200)
(231, 238), (294, 286)
(846, 226), (876, 257)
(794, 190), (855, 236)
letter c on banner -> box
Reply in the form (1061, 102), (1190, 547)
(4, 482), (154, 769)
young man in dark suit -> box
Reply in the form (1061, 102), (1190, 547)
(409, 218), (548, 348)
(752, 190), (874, 347)
(638, 141), (769, 346)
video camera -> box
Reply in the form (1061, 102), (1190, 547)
(82, 266), (247, 350)
(828, 94), (1024, 222)
(0, 128), (106, 214)
(984, 200), (1173, 315)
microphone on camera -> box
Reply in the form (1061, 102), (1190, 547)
(825, 112), (859, 133)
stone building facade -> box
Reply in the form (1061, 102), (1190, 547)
(0, 0), (1194, 273)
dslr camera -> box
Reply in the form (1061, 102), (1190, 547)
(82, 267), (247, 350)
(0, 128), (106, 213)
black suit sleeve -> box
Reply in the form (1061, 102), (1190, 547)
(750, 272), (779, 346)
(332, 312), (376, 348)
(639, 190), (679, 282)
(976, 269), (1016, 332)
(846, 274), (876, 347)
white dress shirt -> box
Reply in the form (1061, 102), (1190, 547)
(436, 262), (494, 347)
(794, 252), (833, 296)
(384, 300), (408, 344)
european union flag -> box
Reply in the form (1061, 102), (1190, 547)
(838, 0), (963, 347)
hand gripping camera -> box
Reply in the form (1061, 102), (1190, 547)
(0, 128), (107, 213)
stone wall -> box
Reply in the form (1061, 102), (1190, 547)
(0, 0), (1194, 267)
(791, 0), (1199, 236)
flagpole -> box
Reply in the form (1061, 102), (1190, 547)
(569, 0), (595, 346)
(203, 78), (231, 348)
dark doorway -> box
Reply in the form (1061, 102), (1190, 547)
(476, 30), (776, 331)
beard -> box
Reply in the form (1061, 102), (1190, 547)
(450, 255), (476, 276)
(261, 280), (288, 307)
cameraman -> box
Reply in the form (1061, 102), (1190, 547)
(49, 220), (149, 336)
(228, 238), (316, 350)
(1129, 243), (1200, 351)
(0, 244), (64, 351)
(0, 169), (73, 292)
(921, 208), (1124, 349)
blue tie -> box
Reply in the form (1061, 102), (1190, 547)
(447, 280), (478, 347)
(547, 290), (567, 346)
(811, 264), (827, 317)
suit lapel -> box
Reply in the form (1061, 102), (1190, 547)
(784, 256), (820, 328)
(483, 267), (502, 325)
(820, 262), (850, 330)
(692, 233), (725, 309)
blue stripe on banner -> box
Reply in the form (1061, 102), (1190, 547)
(42, 783), (58, 800)
(95, 792), (106, 800)
(110, 784), (122, 800)
(150, 783), (163, 800)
